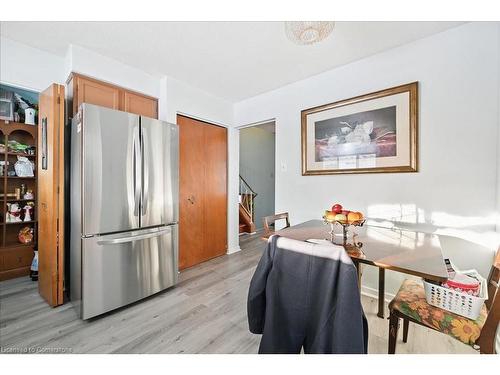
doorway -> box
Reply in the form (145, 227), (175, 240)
(238, 121), (276, 239)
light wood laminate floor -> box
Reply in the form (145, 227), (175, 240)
(0, 233), (475, 354)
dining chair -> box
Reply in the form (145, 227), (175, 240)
(388, 250), (500, 354)
(262, 212), (290, 240)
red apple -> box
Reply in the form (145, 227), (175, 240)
(331, 203), (343, 214)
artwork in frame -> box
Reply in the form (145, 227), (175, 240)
(301, 82), (418, 175)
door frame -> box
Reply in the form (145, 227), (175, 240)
(237, 118), (277, 234)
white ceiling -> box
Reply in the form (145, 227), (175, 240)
(0, 21), (463, 101)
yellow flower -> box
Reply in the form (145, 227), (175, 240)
(451, 319), (480, 344)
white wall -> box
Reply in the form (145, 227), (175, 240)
(159, 76), (238, 253)
(0, 36), (66, 91)
(66, 44), (160, 98)
(234, 22), (500, 295)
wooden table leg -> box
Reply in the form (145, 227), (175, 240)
(377, 268), (385, 319)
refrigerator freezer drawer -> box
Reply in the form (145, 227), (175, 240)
(80, 225), (178, 319)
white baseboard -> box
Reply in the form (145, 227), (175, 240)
(227, 246), (241, 255)
(360, 285), (395, 303)
(239, 231), (258, 236)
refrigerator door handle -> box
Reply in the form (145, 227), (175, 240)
(141, 128), (149, 216)
(133, 126), (141, 216)
(97, 227), (172, 245)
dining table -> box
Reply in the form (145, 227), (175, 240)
(275, 219), (449, 318)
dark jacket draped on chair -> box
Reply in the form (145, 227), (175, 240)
(247, 235), (368, 354)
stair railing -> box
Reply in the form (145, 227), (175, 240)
(239, 175), (257, 222)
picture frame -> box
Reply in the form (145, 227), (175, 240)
(301, 82), (418, 175)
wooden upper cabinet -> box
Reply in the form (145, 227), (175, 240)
(74, 75), (120, 114)
(68, 73), (158, 119)
(122, 91), (158, 119)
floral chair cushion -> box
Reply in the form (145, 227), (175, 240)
(389, 279), (487, 346)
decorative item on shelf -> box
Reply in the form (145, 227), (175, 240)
(8, 139), (31, 153)
(0, 89), (15, 121)
(323, 202), (365, 243)
(24, 108), (36, 125)
(15, 187), (21, 200)
(14, 155), (34, 177)
(13, 112), (20, 122)
(0, 142), (5, 153)
(18, 226), (34, 244)
(13, 92), (37, 125)
(23, 202), (34, 222)
(26, 146), (36, 156)
(23, 189), (34, 200)
(0, 160), (8, 176)
(20, 183), (26, 196)
(6, 202), (23, 222)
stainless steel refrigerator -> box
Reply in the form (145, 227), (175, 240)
(70, 103), (179, 319)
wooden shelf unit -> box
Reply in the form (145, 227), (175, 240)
(0, 120), (38, 281)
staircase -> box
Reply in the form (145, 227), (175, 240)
(239, 175), (257, 234)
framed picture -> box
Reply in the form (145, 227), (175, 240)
(301, 82), (418, 175)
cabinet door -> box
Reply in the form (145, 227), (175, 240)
(203, 124), (227, 260)
(38, 83), (65, 307)
(74, 75), (120, 113)
(123, 91), (158, 119)
(177, 115), (227, 270)
(178, 115), (206, 270)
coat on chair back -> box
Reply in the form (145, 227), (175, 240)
(247, 235), (368, 354)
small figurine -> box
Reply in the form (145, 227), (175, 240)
(23, 189), (34, 200)
(18, 226), (33, 244)
(6, 203), (22, 222)
(30, 249), (38, 281)
(23, 204), (33, 222)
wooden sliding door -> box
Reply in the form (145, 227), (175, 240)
(177, 115), (227, 270)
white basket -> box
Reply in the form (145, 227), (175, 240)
(423, 273), (487, 320)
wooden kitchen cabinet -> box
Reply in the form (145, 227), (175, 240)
(72, 74), (120, 115)
(67, 73), (158, 119)
(122, 90), (158, 118)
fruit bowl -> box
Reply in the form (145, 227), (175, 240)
(323, 206), (365, 242)
(323, 217), (366, 243)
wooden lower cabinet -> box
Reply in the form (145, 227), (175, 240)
(0, 246), (34, 281)
(178, 115), (227, 270)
